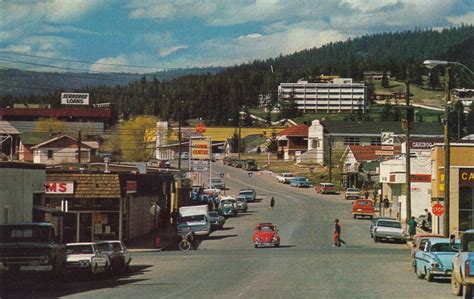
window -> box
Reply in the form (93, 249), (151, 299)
(343, 137), (360, 145)
(47, 150), (53, 159)
(371, 137), (381, 145)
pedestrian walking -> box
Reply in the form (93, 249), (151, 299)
(270, 197), (275, 210)
(364, 191), (369, 199)
(333, 219), (346, 247)
(408, 216), (417, 240)
(425, 208), (432, 226)
(383, 196), (390, 209)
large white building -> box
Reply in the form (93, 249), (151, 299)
(278, 78), (367, 114)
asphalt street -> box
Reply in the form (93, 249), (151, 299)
(0, 161), (454, 298)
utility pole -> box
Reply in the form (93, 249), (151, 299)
(405, 80), (412, 222)
(443, 66), (451, 236)
(178, 100), (183, 170)
(77, 130), (82, 163)
(237, 114), (241, 159)
(328, 135), (332, 183)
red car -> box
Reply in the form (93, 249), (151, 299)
(352, 199), (375, 219)
(252, 223), (280, 248)
(315, 183), (337, 194)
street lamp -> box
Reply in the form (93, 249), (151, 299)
(423, 59), (474, 236)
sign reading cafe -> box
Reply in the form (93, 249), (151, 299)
(61, 93), (90, 105)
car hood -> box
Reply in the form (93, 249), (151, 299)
(376, 227), (403, 234)
(67, 254), (95, 261)
(255, 232), (278, 242)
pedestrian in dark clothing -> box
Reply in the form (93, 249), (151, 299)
(270, 197), (275, 210)
(364, 191), (369, 199)
(333, 219), (346, 247)
(383, 196), (390, 209)
(171, 210), (179, 231)
(408, 216), (417, 240)
(425, 208), (432, 226)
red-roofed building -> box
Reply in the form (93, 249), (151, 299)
(340, 145), (401, 188)
(276, 124), (309, 160)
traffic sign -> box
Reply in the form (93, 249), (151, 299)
(219, 172), (225, 178)
(196, 123), (206, 133)
(248, 172), (253, 177)
(432, 203), (445, 217)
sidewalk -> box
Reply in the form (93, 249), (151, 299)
(126, 229), (178, 253)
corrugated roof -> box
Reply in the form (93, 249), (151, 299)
(323, 121), (443, 136)
(277, 124), (309, 137)
(0, 121), (21, 135)
(348, 145), (401, 161)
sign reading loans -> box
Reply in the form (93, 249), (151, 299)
(45, 181), (74, 194)
(61, 93), (89, 105)
(191, 139), (210, 160)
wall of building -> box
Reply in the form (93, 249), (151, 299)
(33, 147), (90, 165)
(127, 194), (157, 240)
(0, 163), (45, 224)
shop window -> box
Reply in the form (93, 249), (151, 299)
(343, 137), (360, 145)
(459, 186), (474, 231)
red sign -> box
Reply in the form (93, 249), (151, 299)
(45, 181), (74, 194)
(432, 203), (445, 217)
(195, 123), (206, 133)
(410, 174), (431, 183)
(126, 181), (137, 193)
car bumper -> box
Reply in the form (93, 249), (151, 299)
(255, 242), (279, 246)
(375, 234), (405, 241)
(352, 212), (374, 216)
(429, 268), (452, 276)
(15, 265), (53, 272)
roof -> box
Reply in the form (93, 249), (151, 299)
(348, 145), (402, 161)
(31, 135), (93, 149)
(0, 108), (111, 119)
(0, 121), (21, 135)
(322, 121), (443, 136)
(20, 132), (54, 145)
(277, 124), (309, 137)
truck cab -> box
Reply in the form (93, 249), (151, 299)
(177, 205), (211, 237)
(450, 230), (474, 297)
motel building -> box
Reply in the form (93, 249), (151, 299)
(431, 143), (474, 235)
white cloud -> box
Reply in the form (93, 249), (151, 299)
(448, 12), (474, 25)
(90, 55), (129, 73)
(159, 45), (188, 57)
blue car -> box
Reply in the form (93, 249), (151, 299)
(239, 189), (256, 202)
(289, 177), (310, 188)
(414, 238), (460, 282)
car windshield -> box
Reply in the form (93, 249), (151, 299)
(431, 243), (458, 252)
(67, 245), (93, 254)
(347, 188), (359, 192)
(211, 179), (222, 183)
(322, 184), (335, 188)
(462, 234), (474, 252)
(96, 243), (111, 252)
(110, 242), (122, 251)
(0, 225), (54, 243)
(259, 226), (275, 232)
(181, 215), (206, 222)
(208, 212), (219, 217)
(240, 191), (253, 195)
(355, 201), (371, 206)
(377, 221), (401, 228)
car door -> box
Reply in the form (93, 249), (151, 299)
(421, 241), (432, 274)
(416, 241), (428, 271)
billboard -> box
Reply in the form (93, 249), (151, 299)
(191, 139), (210, 160)
(61, 93), (89, 105)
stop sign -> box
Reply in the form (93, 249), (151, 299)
(195, 123), (206, 133)
(432, 203), (445, 217)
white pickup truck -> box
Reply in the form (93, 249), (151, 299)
(177, 205), (211, 236)
(450, 230), (474, 297)
(277, 173), (294, 184)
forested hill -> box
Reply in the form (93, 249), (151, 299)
(1, 26), (473, 126)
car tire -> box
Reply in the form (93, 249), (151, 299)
(353, 215), (356, 219)
(452, 272), (463, 296)
(416, 266), (425, 279)
(374, 237), (379, 243)
(425, 269), (434, 282)
(179, 239), (192, 251)
(275, 243), (280, 248)
(254, 244), (258, 248)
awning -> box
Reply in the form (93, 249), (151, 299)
(33, 205), (64, 215)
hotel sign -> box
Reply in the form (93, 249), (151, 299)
(460, 169), (474, 186)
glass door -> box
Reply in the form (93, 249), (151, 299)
(79, 212), (93, 242)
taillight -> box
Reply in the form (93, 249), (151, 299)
(466, 261), (471, 276)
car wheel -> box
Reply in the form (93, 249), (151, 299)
(179, 239), (192, 251)
(425, 269), (434, 282)
(353, 215), (356, 219)
(275, 243), (280, 248)
(374, 237), (379, 243)
(124, 261), (130, 273)
(451, 272), (463, 296)
(254, 244), (258, 248)
(416, 266), (425, 279)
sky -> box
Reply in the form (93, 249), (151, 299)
(0, 0), (473, 74)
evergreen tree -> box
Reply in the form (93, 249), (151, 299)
(381, 71), (389, 88)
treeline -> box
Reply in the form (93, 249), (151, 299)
(1, 26), (474, 127)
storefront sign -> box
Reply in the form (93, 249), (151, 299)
(410, 174), (431, 183)
(61, 92), (89, 105)
(126, 181), (137, 193)
(460, 169), (474, 186)
(375, 150), (394, 156)
(45, 181), (74, 194)
(192, 160), (209, 171)
(191, 139), (210, 160)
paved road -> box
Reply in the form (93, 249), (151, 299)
(0, 162), (454, 298)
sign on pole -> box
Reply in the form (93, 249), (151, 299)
(191, 139), (210, 160)
(432, 203), (445, 217)
(61, 93), (89, 105)
(381, 132), (394, 145)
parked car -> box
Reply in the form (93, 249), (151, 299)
(410, 234), (445, 269)
(95, 241), (126, 274)
(243, 159), (258, 171)
(239, 189), (257, 202)
(370, 217), (396, 238)
(450, 230), (474, 296)
(105, 240), (132, 272)
(315, 183), (337, 194)
(210, 178), (226, 190)
(277, 173), (294, 184)
(65, 242), (110, 276)
(345, 188), (360, 200)
(208, 211), (225, 229)
(233, 160), (246, 168)
(352, 199), (374, 219)
(223, 157), (235, 166)
(218, 200), (238, 217)
(252, 223), (280, 248)
(290, 176), (311, 188)
(373, 219), (406, 243)
(235, 195), (248, 212)
(415, 238), (460, 282)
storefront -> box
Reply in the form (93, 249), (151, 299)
(44, 172), (175, 243)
